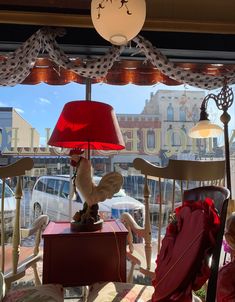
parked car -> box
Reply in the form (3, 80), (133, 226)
(31, 175), (144, 226)
(123, 174), (183, 227)
(0, 179), (16, 237)
(123, 174), (182, 205)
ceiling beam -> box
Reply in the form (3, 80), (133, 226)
(1, 10), (235, 34)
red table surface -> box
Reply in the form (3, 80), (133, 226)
(42, 220), (128, 287)
(43, 219), (127, 236)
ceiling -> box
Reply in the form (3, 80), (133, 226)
(0, 0), (235, 64)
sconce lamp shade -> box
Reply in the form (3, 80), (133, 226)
(91, 0), (146, 45)
(188, 120), (223, 138)
(48, 100), (125, 150)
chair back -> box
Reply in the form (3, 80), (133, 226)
(134, 158), (225, 241)
(1, 158), (34, 271)
(183, 185), (230, 302)
(0, 158), (48, 289)
(129, 158), (226, 271)
(152, 185), (229, 302)
(0, 272), (5, 300)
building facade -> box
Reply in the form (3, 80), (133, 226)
(0, 107), (40, 166)
(107, 89), (213, 174)
(0, 107), (40, 152)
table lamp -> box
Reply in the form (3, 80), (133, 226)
(48, 99), (125, 231)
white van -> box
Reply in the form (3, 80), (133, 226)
(31, 175), (144, 225)
(0, 179), (16, 236)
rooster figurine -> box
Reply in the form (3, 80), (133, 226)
(70, 149), (123, 231)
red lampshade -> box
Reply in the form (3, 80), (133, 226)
(48, 100), (125, 150)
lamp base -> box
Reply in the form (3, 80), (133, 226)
(70, 219), (103, 232)
(71, 203), (103, 232)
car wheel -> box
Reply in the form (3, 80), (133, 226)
(33, 203), (42, 219)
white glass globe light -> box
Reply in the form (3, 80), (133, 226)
(91, 0), (146, 45)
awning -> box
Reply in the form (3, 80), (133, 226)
(17, 57), (231, 86)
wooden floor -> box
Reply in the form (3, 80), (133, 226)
(10, 251), (150, 301)
(8, 252), (85, 301)
(7, 235), (151, 300)
(11, 260), (85, 301)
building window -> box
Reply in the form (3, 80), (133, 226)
(181, 124), (186, 133)
(167, 103), (174, 121)
(179, 104), (187, 121)
(167, 124), (175, 146)
(147, 130), (155, 149)
(192, 104), (200, 122)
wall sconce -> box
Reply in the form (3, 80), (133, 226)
(91, 0), (146, 45)
(189, 82), (233, 197)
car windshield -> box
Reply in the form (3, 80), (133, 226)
(0, 182), (14, 198)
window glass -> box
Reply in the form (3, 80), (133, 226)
(35, 179), (46, 192)
(147, 130), (155, 148)
(179, 104), (187, 121)
(167, 103), (174, 121)
(60, 181), (70, 199)
(4, 184), (14, 198)
(46, 179), (61, 195)
(0, 182), (14, 198)
(0, 82), (233, 236)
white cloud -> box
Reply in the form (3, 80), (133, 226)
(15, 108), (24, 114)
(0, 101), (7, 107)
(38, 97), (51, 104)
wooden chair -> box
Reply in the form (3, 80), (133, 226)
(87, 185), (230, 302)
(121, 158), (226, 281)
(0, 158), (49, 290)
(183, 186), (230, 302)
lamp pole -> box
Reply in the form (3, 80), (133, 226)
(199, 82), (233, 198)
(85, 78), (92, 161)
(199, 83), (233, 302)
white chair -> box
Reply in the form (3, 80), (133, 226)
(122, 158), (226, 281)
(0, 158), (48, 290)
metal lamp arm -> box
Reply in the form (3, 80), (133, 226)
(201, 82), (233, 118)
(199, 94), (215, 121)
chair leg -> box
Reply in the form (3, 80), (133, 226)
(32, 263), (41, 286)
(127, 261), (135, 283)
(81, 285), (90, 302)
(4, 280), (12, 293)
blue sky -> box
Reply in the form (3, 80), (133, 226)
(0, 82), (156, 145)
(0, 82), (167, 144)
(0, 82), (234, 146)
